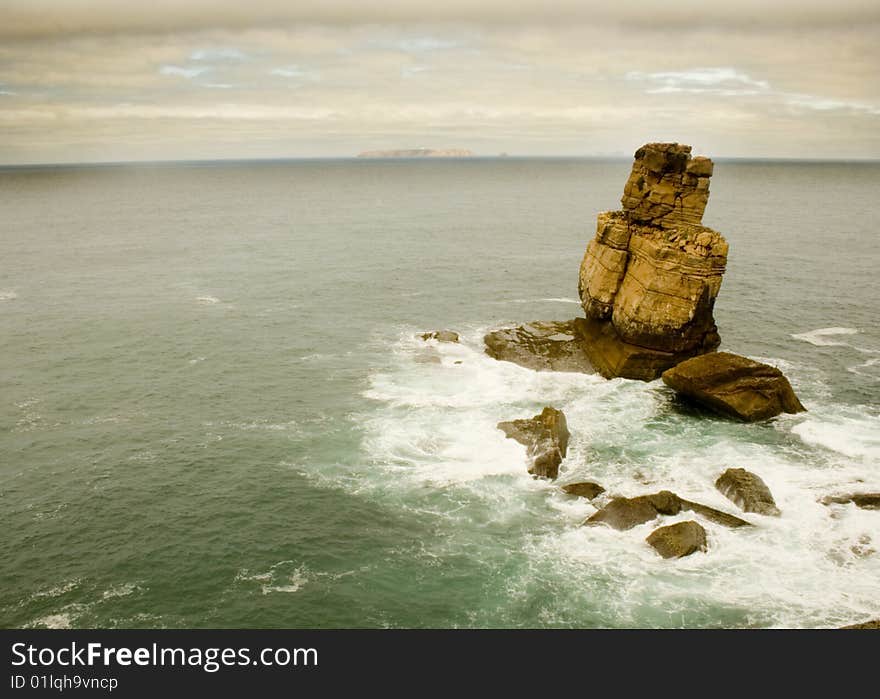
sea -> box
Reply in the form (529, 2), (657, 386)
(1, 157), (878, 629)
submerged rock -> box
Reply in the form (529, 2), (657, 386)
(646, 521), (708, 559)
(576, 143), (728, 379)
(420, 330), (459, 343)
(484, 320), (593, 372)
(662, 352), (806, 421)
(498, 407), (570, 479)
(821, 493), (880, 510)
(586, 490), (751, 530)
(562, 482), (606, 500)
(715, 468), (781, 516)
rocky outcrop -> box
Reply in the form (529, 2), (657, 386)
(562, 482), (606, 499)
(715, 468), (781, 516)
(662, 352), (806, 421)
(646, 521), (708, 558)
(498, 407), (570, 479)
(585, 490), (751, 530)
(841, 619), (880, 629)
(484, 320), (594, 372)
(821, 493), (880, 510)
(420, 330), (460, 343)
(577, 143), (728, 380)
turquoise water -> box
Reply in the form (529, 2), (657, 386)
(1, 158), (878, 628)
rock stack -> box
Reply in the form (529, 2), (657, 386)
(576, 143), (728, 380)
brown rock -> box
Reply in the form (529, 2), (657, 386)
(646, 521), (708, 558)
(484, 320), (594, 372)
(841, 620), (880, 629)
(577, 143), (728, 380)
(420, 330), (459, 343)
(562, 482), (606, 500)
(821, 493), (880, 510)
(498, 407), (570, 479)
(679, 498), (752, 528)
(586, 494), (666, 530)
(662, 352), (806, 421)
(715, 468), (781, 516)
(586, 490), (751, 530)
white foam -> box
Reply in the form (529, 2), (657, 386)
(30, 613), (72, 629)
(792, 327), (860, 347)
(792, 412), (880, 459)
(195, 296), (220, 304)
(847, 357), (880, 381)
(0, 290), (17, 301)
(234, 561), (309, 595)
(308, 327), (880, 626)
(102, 582), (141, 600)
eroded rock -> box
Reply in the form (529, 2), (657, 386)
(715, 468), (781, 516)
(498, 407), (570, 479)
(646, 521), (708, 559)
(577, 143), (728, 379)
(562, 482), (606, 500)
(662, 352), (806, 421)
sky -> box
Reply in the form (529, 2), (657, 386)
(1, 1), (878, 164)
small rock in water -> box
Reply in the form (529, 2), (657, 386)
(420, 330), (459, 343)
(498, 407), (570, 479)
(821, 493), (880, 510)
(715, 468), (781, 516)
(561, 482), (606, 500)
(646, 521), (708, 559)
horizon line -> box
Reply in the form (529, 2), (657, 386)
(2, 154), (880, 169)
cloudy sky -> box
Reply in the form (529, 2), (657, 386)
(1, 1), (878, 163)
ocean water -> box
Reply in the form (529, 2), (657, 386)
(0, 158), (878, 629)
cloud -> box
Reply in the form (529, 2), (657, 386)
(160, 64), (211, 78)
(369, 37), (463, 53)
(190, 48), (247, 61)
(784, 93), (880, 116)
(270, 65), (319, 80)
(626, 68), (770, 95)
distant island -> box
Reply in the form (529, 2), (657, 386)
(357, 148), (473, 158)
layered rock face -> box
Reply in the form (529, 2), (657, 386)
(578, 143), (728, 379)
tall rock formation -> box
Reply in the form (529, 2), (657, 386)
(576, 143), (728, 380)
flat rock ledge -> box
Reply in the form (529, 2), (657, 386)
(483, 317), (713, 380)
(662, 351), (806, 421)
(716, 468), (781, 516)
(484, 320), (594, 372)
(646, 521), (708, 559)
(821, 493), (880, 510)
(585, 490), (751, 530)
(498, 407), (570, 479)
